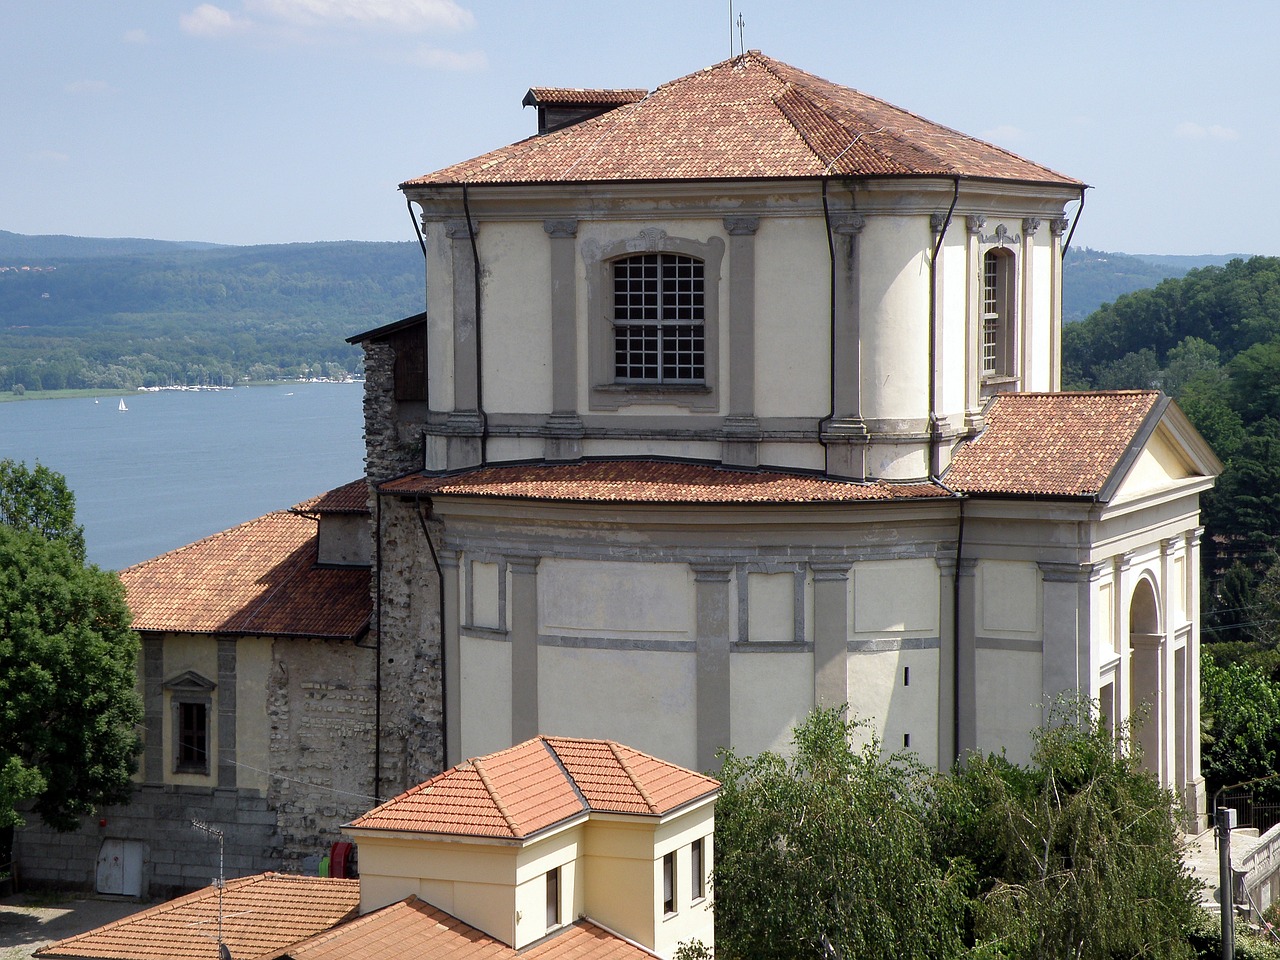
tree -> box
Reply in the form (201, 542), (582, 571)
(934, 700), (1199, 960)
(0, 459), (86, 562)
(0, 476), (140, 831)
(1201, 655), (1280, 801)
(713, 708), (969, 960)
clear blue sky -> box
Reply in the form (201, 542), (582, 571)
(4, 1), (1272, 254)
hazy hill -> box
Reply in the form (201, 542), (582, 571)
(1062, 247), (1242, 322)
(0, 234), (421, 391)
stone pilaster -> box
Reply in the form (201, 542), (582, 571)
(216, 637), (237, 789)
(693, 563), (733, 772)
(544, 219), (584, 461)
(509, 556), (540, 744)
(811, 562), (851, 708)
(822, 214), (869, 479)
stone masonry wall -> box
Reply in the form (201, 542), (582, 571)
(362, 340), (427, 483)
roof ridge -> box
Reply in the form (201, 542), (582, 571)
(541, 736), (592, 816)
(471, 754), (520, 837)
(607, 741), (658, 814)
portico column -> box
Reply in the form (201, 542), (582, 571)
(1039, 561), (1092, 715)
(509, 556), (540, 744)
(955, 558), (978, 757)
(964, 216), (986, 432)
(1021, 218), (1041, 389)
(543, 219), (584, 461)
(1049, 218), (1070, 391)
(1186, 528), (1207, 827)
(445, 218), (483, 468)
(721, 217), (761, 467)
(693, 563), (733, 772)
(821, 214), (869, 479)
(811, 562), (851, 709)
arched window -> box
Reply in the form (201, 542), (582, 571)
(981, 248), (1015, 379)
(612, 253), (705, 383)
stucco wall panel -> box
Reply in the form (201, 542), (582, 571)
(754, 218), (829, 418)
(730, 651), (813, 756)
(975, 647), (1040, 764)
(481, 221), (553, 413)
(858, 216), (931, 422)
(852, 558), (938, 635)
(538, 647), (697, 768)
(539, 559), (693, 641)
(460, 635), (512, 759)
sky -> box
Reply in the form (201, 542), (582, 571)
(3, 1), (1275, 255)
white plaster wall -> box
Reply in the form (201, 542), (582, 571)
(730, 652), (813, 757)
(425, 221), (453, 411)
(753, 217), (829, 419)
(652, 811), (717, 958)
(935, 234), (970, 419)
(974, 648), (1041, 765)
(582, 438), (724, 462)
(459, 635), (512, 760)
(747, 571), (794, 641)
(539, 559), (693, 642)
(235, 637), (272, 792)
(538, 647), (697, 769)
(978, 559), (1040, 636)
(846, 648), (940, 767)
(480, 221), (553, 413)
(514, 826), (583, 948)
(317, 514), (371, 566)
(1027, 235), (1055, 391)
(851, 558), (938, 635)
(858, 216), (931, 423)
(1096, 578), (1116, 655)
(757, 441), (824, 471)
(469, 560), (501, 629)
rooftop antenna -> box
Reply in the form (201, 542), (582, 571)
(192, 819), (232, 960)
(737, 12), (745, 57)
(728, 2), (733, 59)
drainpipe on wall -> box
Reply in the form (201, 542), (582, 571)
(817, 177), (838, 457)
(1061, 187), (1087, 258)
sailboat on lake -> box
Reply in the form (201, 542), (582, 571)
(118, 398), (128, 412)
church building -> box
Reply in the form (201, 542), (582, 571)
(353, 51), (1220, 826)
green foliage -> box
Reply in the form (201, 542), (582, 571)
(0, 473), (141, 831)
(1188, 910), (1280, 960)
(1201, 655), (1280, 800)
(938, 701), (1198, 960)
(714, 705), (1199, 960)
(713, 707), (969, 960)
(0, 459), (86, 562)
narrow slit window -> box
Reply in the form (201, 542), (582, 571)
(663, 852), (676, 915)
(691, 838), (705, 901)
(546, 867), (560, 928)
(981, 248), (1015, 379)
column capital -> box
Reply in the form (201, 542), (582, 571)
(446, 219), (475, 240)
(810, 561), (852, 581)
(543, 218), (578, 238)
(830, 213), (866, 235)
(966, 214), (987, 236)
(506, 555), (541, 576)
(1022, 217), (1042, 236)
(1038, 560), (1092, 583)
(690, 562), (734, 583)
(723, 216), (760, 236)
(1050, 217), (1070, 237)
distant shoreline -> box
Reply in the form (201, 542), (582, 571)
(0, 379), (361, 403)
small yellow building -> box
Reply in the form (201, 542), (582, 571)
(345, 736), (719, 959)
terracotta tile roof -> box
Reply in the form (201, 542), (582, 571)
(121, 508), (370, 640)
(380, 460), (951, 504)
(293, 479), (369, 515)
(524, 87), (648, 107)
(284, 897), (658, 960)
(404, 51), (1080, 188)
(348, 736), (718, 840)
(945, 391), (1163, 498)
(35, 873), (359, 960)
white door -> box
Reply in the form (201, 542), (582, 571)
(96, 839), (144, 896)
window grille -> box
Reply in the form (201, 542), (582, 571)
(613, 254), (705, 383)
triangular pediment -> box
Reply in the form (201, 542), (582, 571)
(1101, 400), (1222, 505)
(163, 670), (215, 693)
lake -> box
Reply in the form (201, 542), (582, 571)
(0, 382), (366, 570)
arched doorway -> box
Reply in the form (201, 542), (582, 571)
(1129, 577), (1165, 784)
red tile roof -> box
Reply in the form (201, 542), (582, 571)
(283, 897), (658, 960)
(35, 873), (359, 960)
(293, 479), (369, 515)
(524, 87), (648, 107)
(380, 460), (951, 504)
(945, 391), (1164, 498)
(121, 508), (370, 640)
(404, 51), (1080, 188)
(348, 736), (718, 840)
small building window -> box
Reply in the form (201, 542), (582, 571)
(981, 249), (1015, 379)
(691, 838), (705, 902)
(177, 701), (208, 773)
(662, 851), (676, 916)
(613, 254), (705, 384)
(546, 867), (560, 928)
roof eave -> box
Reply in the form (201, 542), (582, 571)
(400, 171), (1086, 193)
